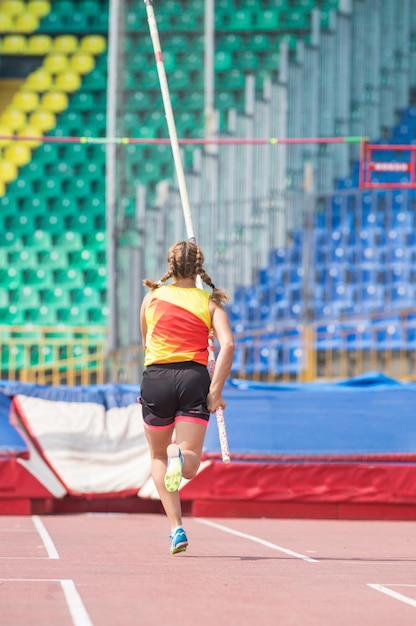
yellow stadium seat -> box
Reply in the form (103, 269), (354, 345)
(1, 34), (27, 53)
(54, 34), (79, 54)
(17, 124), (41, 148)
(11, 89), (39, 112)
(1, 0), (25, 16)
(13, 12), (39, 33)
(44, 52), (68, 74)
(80, 34), (106, 55)
(0, 107), (26, 131)
(41, 90), (68, 113)
(0, 179), (5, 196)
(0, 123), (13, 148)
(27, 0), (51, 17)
(69, 52), (95, 75)
(4, 143), (31, 167)
(54, 70), (81, 92)
(27, 34), (53, 54)
(0, 13), (13, 33)
(0, 160), (18, 183)
(25, 68), (53, 91)
(28, 109), (56, 132)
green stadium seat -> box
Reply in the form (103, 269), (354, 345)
(23, 268), (54, 288)
(41, 286), (71, 308)
(254, 9), (281, 29)
(39, 13), (65, 32)
(84, 276), (106, 296)
(83, 68), (107, 92)
(10, 285), (41, 309)
(282, 10), (309, 29)
(64, 12), (89, 32)
(26, 306), (57, 326)
(54, 268), (84, 289)
(226, 9), (254, 30)
(126, 11), (141, 32)
(56, 305), (89, 325)
(68, 249), (97, 269)
(216, 91), (237, 110)
(70, 91), (95, 111)
(78, 0), (100, 15)
(8, 249), (38, 269)
(88, 306), (109, 323)
(0, 268), (21, 290)
(71, 286), (101, 307)
(237, 50), (259, 70)
(5, 213), (36, 235)
(262, 51), (281, 70)
(38, 249), (69, 269)
(215, 50), (233, 71)
(0, 289), (10, 308)
(54, 231), (84, 249)
(220, 34), (243, 51)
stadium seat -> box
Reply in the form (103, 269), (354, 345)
(27, 0), (51, 17)
(28, 109), (57, 132)
(11, 90), (39, 113)
(1, 34), (27, 53)
(41, 90), (69, 112)
(44, 52), (69, 74)
(4, 143), (32, 167)
(70, 52), (95, 75)
(17, 124), (42, 148)
(13, 12), (39, 33)
(53, 34), (78, 54)
(0, 13), (13, 33)
(1, 0), (25, 16)
(39, 12), (65, 32)
(0, 107), (26, 131)
(81, 34), (107, 55)
(0, 161), (18, 183)
(70, 91), (94, 111)
(25, 68), (53, 92)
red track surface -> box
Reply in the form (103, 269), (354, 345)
(0, 514), (415, 625)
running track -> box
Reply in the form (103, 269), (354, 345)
(0, 514), (415, 625)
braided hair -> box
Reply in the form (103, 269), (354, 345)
(143, 240), (228, 305)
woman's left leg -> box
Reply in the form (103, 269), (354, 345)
(173, 420), (208, 480)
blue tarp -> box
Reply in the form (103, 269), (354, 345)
(203, 372), (416, 457)
(1, 372), (416, 459)
(0, 390), (29, 457)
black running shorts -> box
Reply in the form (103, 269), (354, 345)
(139, 361), (211, 429)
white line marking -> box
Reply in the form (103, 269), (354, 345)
(196, 519), (318, 562)
(60, 579), (94, 626)
(0, 579), (93, 626)
(368, 584), (416, 609)
(31, 515), (59, 560)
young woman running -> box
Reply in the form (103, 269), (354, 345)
(139, 240), (234, 555)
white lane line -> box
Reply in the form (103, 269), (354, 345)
(0, 579), (93, 626)
(31, 515), (59, 560)
(196, 519), (318, 562)
(368, 584), (416, 609)
(60, 579), (94, 626)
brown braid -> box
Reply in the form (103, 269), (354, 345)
(143, 240), (229, 305)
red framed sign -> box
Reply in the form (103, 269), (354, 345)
(359, 143), (416, 189)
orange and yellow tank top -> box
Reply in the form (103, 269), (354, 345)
(144, 285), (211, 367)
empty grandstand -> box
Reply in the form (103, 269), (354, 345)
(0, 0), (416, 384)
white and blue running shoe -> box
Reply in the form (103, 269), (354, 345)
(164, 444), (184, 493)
(170, 526), (188, 555)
